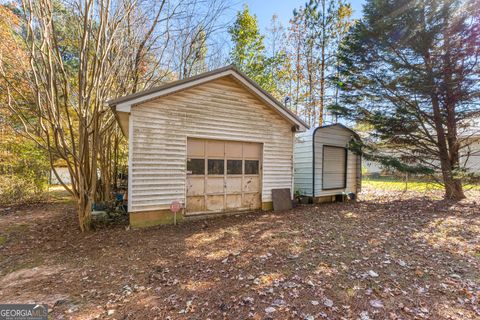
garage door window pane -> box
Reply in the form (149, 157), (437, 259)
(227, 160), (242, 174)
(187, 158), (204, 175)
(245, 160), (259, 175)
(208, 159), (224, 175)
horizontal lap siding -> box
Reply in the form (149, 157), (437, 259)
(130, 77), (293, 212)
(314, 127), (358, 197)
(463, 139), (480, 172)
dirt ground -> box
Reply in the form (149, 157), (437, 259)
(0, 188), (479, 320)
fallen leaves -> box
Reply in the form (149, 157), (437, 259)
(0, 189), (479, 319)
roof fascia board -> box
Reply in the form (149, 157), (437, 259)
(116, 104), (131, 112)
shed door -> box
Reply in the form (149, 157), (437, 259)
(186, 138), (262, 215)
(322, 146), (347, 190)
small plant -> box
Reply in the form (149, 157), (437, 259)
(294, 189), (302, 199)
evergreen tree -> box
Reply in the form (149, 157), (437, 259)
(287, 10), (309, 118)
(334, 0), (480, 200)
(228, 5), (276, 93)
(289, 0), (352, 126)
(266, 15), (290, 102)
(302, 0), (352, 125)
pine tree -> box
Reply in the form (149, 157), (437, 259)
(287, 12), (307, 116)
(228, 5), (276, 93)
(290, 0), (353, 126)
(335, 0), (480, 200)
(266, 15), (290, 102)
(303, 0), (351, 125)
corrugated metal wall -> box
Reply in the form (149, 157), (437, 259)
(322, 146), (347, 189)
(130, 76), (294, 212)
(314, 126), (358, 197)
(293, 130), (314, 196)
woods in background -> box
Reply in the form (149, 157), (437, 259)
(0, 0), (232, 230)
(228, 1), (353, 127)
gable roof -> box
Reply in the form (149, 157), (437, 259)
(108, 65), (308, 131)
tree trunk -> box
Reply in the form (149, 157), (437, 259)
(443, 175), (465, 200)
(319, 47), (325, 126)
(432, 100), (465, 201)
(440, 17), (465, 201)
(318, 0), (326, 126)
(77, 193), (93, 232)
(424, 42), (465, 201)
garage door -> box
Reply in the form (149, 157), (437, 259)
(186, 138), (262, 215)
(322, 145), (347, 190)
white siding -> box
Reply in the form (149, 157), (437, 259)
(293, 131), (313, 196)
(463, 138), (480, 172)
(129, 77), (294, 212)
(50, 167), (71, 185)
(363, 137), (480, 175)
(313, 126), (359, 197)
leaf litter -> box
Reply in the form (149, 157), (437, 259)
(0, 188), (478, 319)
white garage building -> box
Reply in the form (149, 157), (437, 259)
(110, 65), (308, 227)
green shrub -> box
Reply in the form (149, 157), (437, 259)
(0, 135), (49, 205)
(0, 174), (47, 206)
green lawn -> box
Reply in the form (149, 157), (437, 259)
(363, 176), (480, 192)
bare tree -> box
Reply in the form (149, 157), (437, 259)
(288, 12), (307, 116)
(174, 0), (232, 78)
(3, 0), (168, 230)
(3, 0), (141, 231)
(1, 0), (235, 231)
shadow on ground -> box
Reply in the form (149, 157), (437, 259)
(0, 189), (479, 319)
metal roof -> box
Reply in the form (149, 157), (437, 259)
(313, 123), (361, 140)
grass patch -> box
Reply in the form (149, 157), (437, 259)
(0, 235), (6, 246)
(48, 185), (75, 204)
(363, 178), (442, 192)
(363, 176), (480, 192)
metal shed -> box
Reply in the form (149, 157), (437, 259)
(109, 65), (308, 227)
(294, 124), (362, 202)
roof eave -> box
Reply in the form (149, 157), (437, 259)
(108, 65), (308, 131)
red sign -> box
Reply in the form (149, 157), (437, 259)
(170, 201), (182, 213)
